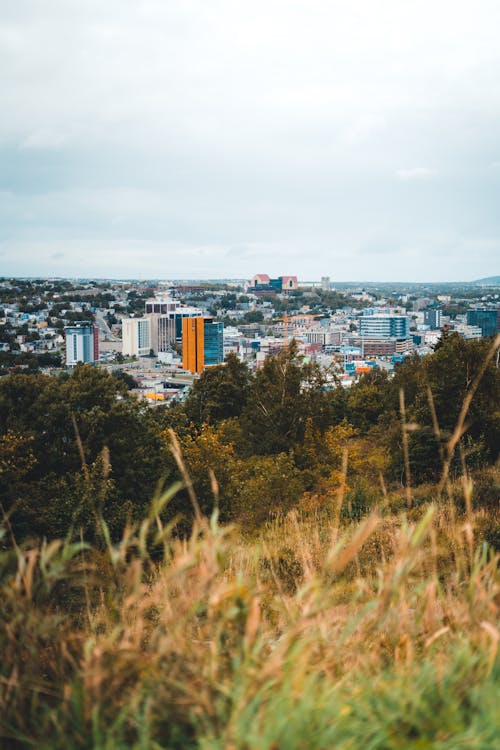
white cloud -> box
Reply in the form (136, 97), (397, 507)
(0, 1), (499, 279)
(396, 167), (437, 181)
(20, 129), (68, 150)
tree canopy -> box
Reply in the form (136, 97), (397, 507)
(1, 334), (499, 540)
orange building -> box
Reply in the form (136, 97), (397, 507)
(183, 317), (205, 374)
(182, 317), (224, 374)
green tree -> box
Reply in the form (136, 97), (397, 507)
(346, 369), (394, 432)
(240, 344), (334, 455)
(229, 452), (305, 526)
(397, 333), (500, 462)
(244, 310), (264, 323)
(0, 366), (172, 541)
(111, 370), (136, 390)
(184, 354), (253, 426)
(385, 334), (500, 481)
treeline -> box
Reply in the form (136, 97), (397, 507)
(0, 332), (499, 542)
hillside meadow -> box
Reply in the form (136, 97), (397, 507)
(0, 333), (499, 748)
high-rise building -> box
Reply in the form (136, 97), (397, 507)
(423, 309), (442, 331)
(358, 315), (410, 339)
(121, 295), (203, 357)
(466, 308), (500, 337)
(182, 317), (224, 374)
(122, 317), (151, 357)
(144, 295), (178, 315)
(65, 322), (99, 366)
(145, 295), (203, 351)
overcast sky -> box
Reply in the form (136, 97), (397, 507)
(1, 0), (499, 281)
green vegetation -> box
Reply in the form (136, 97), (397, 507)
(1, 336), (499, 542)
(0, 365), (168, 541)
(0, 351), (62, 375)
(0, 335), (499, 747)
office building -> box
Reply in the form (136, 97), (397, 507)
(182, 317), (224, 374)
(122, 317), (151, 357)
(121, 295), (203, 357)
(358, 315), (410, 339)
(466, 308), (500, 337)
(65, 322), (99, 366)
(423, 309), (442, 331)
(304, 328), (342, 346)
(453, 323), (483, 340)
(145, 295), (178, 315)
(145, 295), (203, 351)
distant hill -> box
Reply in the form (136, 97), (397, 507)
(473, 275), (500, 284)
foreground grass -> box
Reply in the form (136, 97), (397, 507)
(1, 483), (499, 749)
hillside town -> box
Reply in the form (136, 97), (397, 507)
(1, 274), (499, 404)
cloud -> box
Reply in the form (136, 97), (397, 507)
(0, 1), (499, 280)
(343, 114), (387, 146)
(20, 129), (67, 150)
(396, 167), (437, 181)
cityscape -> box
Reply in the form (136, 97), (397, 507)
(1, 273), (499, 403)
(2, 0), (500, 746)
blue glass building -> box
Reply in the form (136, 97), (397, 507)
(466, 309), (500, 337)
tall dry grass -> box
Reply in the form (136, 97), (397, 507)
(1, 472), (498, 749)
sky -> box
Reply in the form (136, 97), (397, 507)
(1, 0), (500, 282)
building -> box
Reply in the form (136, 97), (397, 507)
(350, 337), (413, 356)
(423, 309), (442, 331)
(453, 323), (483, 340)
(358, 315), (410, 339)
(357, 339), (396, 356)
(165, 306), (204, 348)
(144, 295), (178, 315)
(65, 322), (99, 366)
(304, 328), (343, 346)
(355, 314), (412, 357)
(145, 294), (203, 351)
(249, 274), (270, 288)
(122, 317), (151, 357)
(182, 317), (224, 374)
(122, 295), (203, 357)
(248, 274), (298, 292)
(466, 308), (500, 337)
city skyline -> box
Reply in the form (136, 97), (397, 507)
(1, 1), (500, 281)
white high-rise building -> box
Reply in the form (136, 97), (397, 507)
(122, 317), (151, 357)
(65, 322), (99, 366)
(121, 295), (204, 357)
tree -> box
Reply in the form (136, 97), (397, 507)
(0, 429), (37, 506)
(346, 369), (394, 432)
(173, 424), (239, 520)
(184, 354), (253, 426)
(243, 310), (264, 323)
(0, 366), (172, 541)
(112, 370), (137, 390)
(228, 452), (305, 526)
(386, 333), (500, 479)
(397, 333), (500, 462)
(240, 343), (334, 455)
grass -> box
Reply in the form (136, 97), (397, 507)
(0, 468), (499, 749)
